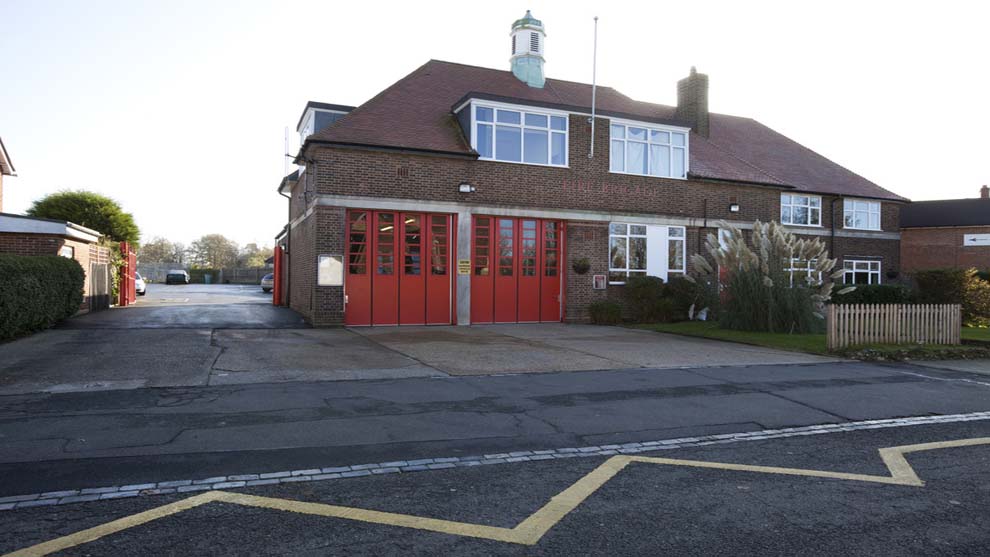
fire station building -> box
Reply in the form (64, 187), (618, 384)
(277, 11), (906, 327)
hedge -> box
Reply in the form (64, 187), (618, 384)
(832, 284), (912, 305)
(0, 254), (84, 341)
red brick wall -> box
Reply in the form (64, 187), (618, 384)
(0, 233), (110, 313)
(901, 227), (990, 273)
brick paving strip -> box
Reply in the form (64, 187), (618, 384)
(2, 411), (989, 511)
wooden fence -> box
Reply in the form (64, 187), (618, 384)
(827, 304), (962, 350)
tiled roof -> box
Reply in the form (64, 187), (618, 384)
(901, 198), (990, 228)
(308, 60), (907, 202)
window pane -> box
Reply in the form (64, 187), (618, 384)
(855, 201), (868, 212)
(551, 116), (567, 131)
(795, 196), (809, 206)
(672, 147), (685, 178)
(793, 206), (809, 225)
(609, 223), (627, 235)
(669, 227), (684, 238)
(629, 237), (647, 270)
(809, 197), (821, 208)
(810, 208), (821, 226)
(609, 237), (627, 270)
(781, 206), (792, 224)
(610, 124), (624, 139)
(628, 127), (647, 141)
(668, 239), (684, 270)
(782, 194), (792, 205)
(610, 140), (625, 172)
(672, 132), (686, 146)
(551, 132), (566, 165)
(629, 225), (647, 235)
(651, 130), (670, 144)
(476, 106), (493, 122)
(650, 144), (670, 177)
(523, 128), (548, 164)
(868, 213), (880, 230)
(525, 113), (548, 127)
(496, 110), (520, 124)
(844, 213), (855, 228)
(495, 125), (522, 162)
(477, 124), (493, 158)
(854, 212), (866, 229)
(608, 271), (627, 283)
(627, 141), (647, 175)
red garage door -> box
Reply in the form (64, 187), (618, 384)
(471, 216), (564, 324)
(345, 210), (454, 326)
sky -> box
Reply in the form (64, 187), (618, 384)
(2, 0), (988, 247)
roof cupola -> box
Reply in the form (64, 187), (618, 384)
(510, 10), (545, 88)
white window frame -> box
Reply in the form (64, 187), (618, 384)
(843, 260), (882, 285)
(608, 118), (689, 180)
(843, 198), (882, 231)
(786, 258), (822, 287)
(780, 193), (823, 227)
(470, 101), (569, 168)
(608, 223), (686, 285)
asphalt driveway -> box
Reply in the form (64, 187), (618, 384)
(0, 284), (838, 395)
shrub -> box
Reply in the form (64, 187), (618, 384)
(914, 268), (990, 326)
(0, 254), (85, 341)
(588, 300), (622, 325)
(832, 284), (912, 305)
(666, 276), (711, 320)
(622, 275), (677, 322)
(690, 221), (841, 334)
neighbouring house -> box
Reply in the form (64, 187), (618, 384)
(900, 186), (990, 273)
(276, 11), (907, 326)
(0, 136), (15, 212)
(0, 138), (112, 312)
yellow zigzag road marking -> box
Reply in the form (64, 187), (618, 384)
(6, 437), (990, 555)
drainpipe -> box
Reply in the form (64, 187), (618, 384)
(279, 187), (292, 307)
(830, 197), (840, 257)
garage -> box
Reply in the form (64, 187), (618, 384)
(344, 210), (454, 326)
(471, 216), (564, 323)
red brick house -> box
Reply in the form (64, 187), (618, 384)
(278, 11), (907, 326)
(900, 186), (990, 273)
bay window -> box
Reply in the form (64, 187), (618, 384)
(473, 104), (568, 166)
(781, 194), (822, 227)
(609, 122), (688, 179)
(843, 199), (881, 231)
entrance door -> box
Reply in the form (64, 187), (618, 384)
(471, 216), (564, 324)
(345, 210), (453, 326)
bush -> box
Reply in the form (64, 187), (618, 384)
(588, 300), (622, 325)
(914, 268), (990, 326)
(832, 284), (912, 305)
(666, 276), (711, 320)
(622, 275), (680, 322)
(0, 254), (85, 341)
(690, 221), (839, 334)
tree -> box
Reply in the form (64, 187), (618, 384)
(27, 190), (140, 246)
(139, 237), (186, 265)
(188, 234), (238, 269)
(237, 243), (273, 268)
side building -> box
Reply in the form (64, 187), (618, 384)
(277, 11), (906, 326)
(900, 186), (990, 273)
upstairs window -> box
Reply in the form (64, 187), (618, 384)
(781, 194), (822, 227)
(844, 199), (881, 231)
(474, 104), (567, 167)
(609, 122), (688, 179)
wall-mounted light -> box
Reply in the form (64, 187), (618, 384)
(458, 182), (476, 193)
(729, 203), (740, 213)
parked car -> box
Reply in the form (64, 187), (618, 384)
(135, 272), (146, 296)
(261, 273), (274, 293)
(166, 270), (190, 285)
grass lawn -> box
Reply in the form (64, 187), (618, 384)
(963, 327), (990, 343)
(633, 321), (828, 355)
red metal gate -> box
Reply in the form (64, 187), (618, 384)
(272, 245), (284, 306)
(471, 216), (564, 324)
(345, 210), (453, 326)
(118, 241), (137, 307)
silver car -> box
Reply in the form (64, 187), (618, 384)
(135, 272), (147, 296)
(261, 273), (274, 293)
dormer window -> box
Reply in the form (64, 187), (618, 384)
(609, 120), (689, 179)
(472, 102), (568, 167)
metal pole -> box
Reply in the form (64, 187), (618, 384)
(588, 16), (599, 159)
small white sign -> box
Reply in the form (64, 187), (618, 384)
(317, 255), (343, 286)
(963, 234), (990, 247)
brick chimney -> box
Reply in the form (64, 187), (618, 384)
(981, 185), (989, 199)
(676, 67), (709, 137)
